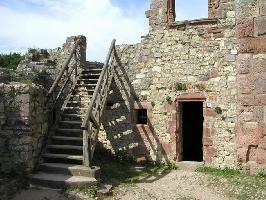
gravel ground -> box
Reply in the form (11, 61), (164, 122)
(113, 170), (228, 200)
(13, 170), (228, 200)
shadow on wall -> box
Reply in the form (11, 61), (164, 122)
(99, 55), (170, 163)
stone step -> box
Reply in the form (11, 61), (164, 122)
(51, 136), (83, 146)
(73, 88), (95, 92)
(48, 145), (83, 151)
(76, 84), (97, 88)
(51, 136), (83, 142)
(78, 79), (98, 82)
(67, 100), (91, 104)
(82, 68), (102, 73)
(43, 153), (83, 161)
(176, 161), (204, 171)
(61, 114), (84, 119)
(59, 121), (82, 125)
(79, 74), (100, 79)
(56, 128), (83, 134)
(30, 173), (97, 189)
(38, 163), (100, 178)
(63, 107), (88, 110)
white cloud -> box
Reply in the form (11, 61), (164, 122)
(0, 0), (149, 61)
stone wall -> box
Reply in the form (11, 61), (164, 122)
(0, 83), (48, 173)
(98, 0), (239, 168)
(0, 35), (86, 173)
(235, 0), (266, 172)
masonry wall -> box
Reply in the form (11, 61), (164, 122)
(98, 0), (240, 168)
(0, 35), (87, 173)
(0, 83), (48, 173)
(235, 0), (266, 172)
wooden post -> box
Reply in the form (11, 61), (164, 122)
(83, 129), (90, 167)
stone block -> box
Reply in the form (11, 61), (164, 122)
(237, 122), (261, 146)
(255, 75), (266, 94)
(254, 16), (266, 36)
(256, 148), (266, 163)
(225, 54), (236, 62)
(237, 75), (254, 94)
(255, 94), (266, 105)
(204, 146), (216, 161)
(236, 0), (259, 18)
(240, 37), (266, 53)
(236, 18), (254, 38)
(259, 0), (266, 15)
(203, 137), (213, 146)
(205, 108), (218, 117)
(239, 94), (255, 106)
(237, 54), (251, 74)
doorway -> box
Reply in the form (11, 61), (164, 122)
(181, 102), (204, 161)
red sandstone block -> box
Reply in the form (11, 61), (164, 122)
(161, 143), (173, 155)
(236, 54), (251, 75)
(205, 108), (218, 117)
(252, 58), (266, 73)
(176, 93), (206, 101)
(259, 141), (266, 150)
(236, 18), (254, 38)
(167, 120), (177, 134)
(205, 146), (216, 159)
(254, 75), (266, 94)
(209, 96), (217, 101)
(236, 122), (261, 146)
(237, 75), (253, 94)
(256, 148), (266, 164)
(203, 127), (216, 138)
(255, 94), (266, 105)
(237, 147), (248, 162)
(239, 94), (255, 106)
(240, 37), (266, 53)
(203, 137), (213, 146)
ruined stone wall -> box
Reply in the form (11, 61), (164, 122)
(0, 35), (86, 173)
(17, 35), (86, 90)
(99, 1), (239, 168)
(235, 0), (266, 172)
(0, 83), (48, 173)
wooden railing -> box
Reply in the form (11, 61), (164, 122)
(46, 39), (82, 121)
(81, 39), (117, 167)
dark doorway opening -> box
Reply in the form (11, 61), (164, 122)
(181, 102), (204, 161)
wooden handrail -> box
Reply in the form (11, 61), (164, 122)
(47, 39), (81, 99)
(81, 39), (116, 129)
(81, 39), (117, 167)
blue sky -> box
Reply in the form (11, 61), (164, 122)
(0, 0), (208, 61)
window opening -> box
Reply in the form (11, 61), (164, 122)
(136, 109), (148, 124)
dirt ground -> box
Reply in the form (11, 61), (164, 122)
(13, 170), (229, 200)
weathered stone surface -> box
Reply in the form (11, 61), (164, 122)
(0, 83), (48, 173)
(240, 37), (266, 53)
(236, 18), (254, 38)
(254, 16), (266, 36)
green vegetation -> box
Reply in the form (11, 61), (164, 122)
(94, 150), (177, 185)
(166, 96), (173, 104)
(0, 53), (24, 70)
(195, 84), (205, 91)
(197, 167), (266, 200)
(175, 82), (187, 91)
(66, 150), (177, 199)
(67, 185), (98, 198)
(215, 106), (222, 114)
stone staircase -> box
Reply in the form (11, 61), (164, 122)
(31, 62), (103, 189)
